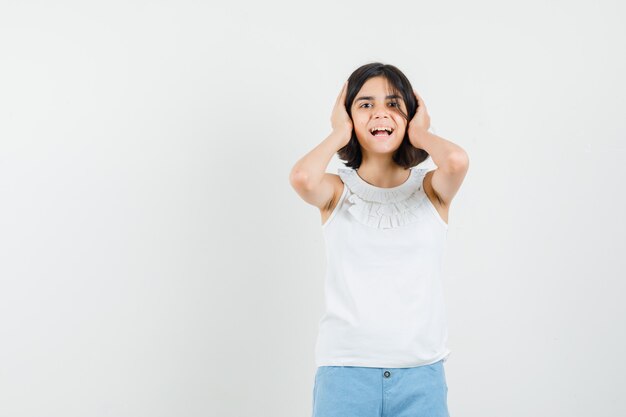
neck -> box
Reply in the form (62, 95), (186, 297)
(357, 156), (409, 188)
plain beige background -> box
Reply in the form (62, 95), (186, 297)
(1, 1), (625, 416)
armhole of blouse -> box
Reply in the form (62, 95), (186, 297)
(321, 181), (348, 229)
(421, 168), (449, 229)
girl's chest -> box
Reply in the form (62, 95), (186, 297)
(324, 213), (446, 261)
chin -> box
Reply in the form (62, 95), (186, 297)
(363, 141), (403, 154)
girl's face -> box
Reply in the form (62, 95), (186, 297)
(350, 76), (408, 155)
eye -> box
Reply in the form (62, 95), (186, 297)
(359, 103), (372, 108)
(388, 101), (399, 107)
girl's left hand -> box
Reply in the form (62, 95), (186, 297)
(407, 89), (430, 143)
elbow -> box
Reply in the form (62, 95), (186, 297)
(289, 168), (312, 189)
(445, 150), (469, 173)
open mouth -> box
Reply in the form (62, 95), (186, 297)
(370, 126), (394, 138)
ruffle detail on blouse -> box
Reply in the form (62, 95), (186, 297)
(338, 167), (431, 229)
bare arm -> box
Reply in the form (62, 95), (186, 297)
(412, 129), (469, 206)
(289, 81), (353, 210)
(289, 130), (351, 209)
(408, 90), (469, 206)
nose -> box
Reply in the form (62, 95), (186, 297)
(373, 106), (391, 119)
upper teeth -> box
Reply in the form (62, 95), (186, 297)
(371, 127), (393, 133)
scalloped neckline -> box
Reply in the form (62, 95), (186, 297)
(336, 166), (430, 228)
(354, 168), (415, 192)
(338, 167), (422, 204)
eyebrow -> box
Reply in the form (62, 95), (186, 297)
(355, 94), (402, 102)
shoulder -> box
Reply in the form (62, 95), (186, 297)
(422, 161), (469, 207)
(320, 173), (345, 212)
(421, 169), (450, 225)
(422, 169), (444, 206)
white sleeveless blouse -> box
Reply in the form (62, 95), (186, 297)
(314, 165), (451, 368)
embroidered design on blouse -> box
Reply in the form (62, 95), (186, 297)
(337, 167), (431, 229)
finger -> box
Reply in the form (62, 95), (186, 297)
(336, 81), (347, 104)
(337, 81), (348, 107)
(413, 89), (426, 109)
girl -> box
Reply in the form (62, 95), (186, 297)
(289, 62), (469, 417)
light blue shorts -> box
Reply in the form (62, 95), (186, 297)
(312, 359), (449, 417)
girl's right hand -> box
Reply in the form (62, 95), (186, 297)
(330, 81), (353, 145)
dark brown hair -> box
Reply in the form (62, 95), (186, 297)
(337, 62), (429, 169)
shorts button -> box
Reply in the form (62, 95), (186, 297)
(384, 371), (391, 378)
